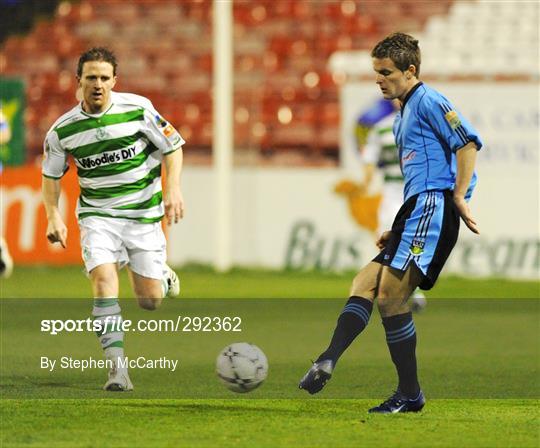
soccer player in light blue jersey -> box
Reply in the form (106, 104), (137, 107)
(300, 33), (483, 413)
(42, 48), (184, 391)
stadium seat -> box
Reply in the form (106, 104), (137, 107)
(143, 2), (183, 25)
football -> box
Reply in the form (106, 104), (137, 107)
(216, 342), (268, 393)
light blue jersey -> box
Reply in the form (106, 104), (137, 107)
(393, 83), (483, 201)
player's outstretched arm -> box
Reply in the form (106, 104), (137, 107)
(163, 148), (185, 225)
(454, 142), (479, 234)
(42, 177), (67, 248)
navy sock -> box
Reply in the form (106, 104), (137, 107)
(317, 296), (373, 366)
(382, 312), (420, 398)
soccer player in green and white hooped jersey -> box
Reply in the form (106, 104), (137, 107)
(42, 47), (184, 391)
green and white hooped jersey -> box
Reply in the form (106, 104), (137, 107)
(363, 113), (403, 184)
(42, 92), (184, 223)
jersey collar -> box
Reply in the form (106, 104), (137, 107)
(401, 82), (423, 111)
(78, 96), (115, 118)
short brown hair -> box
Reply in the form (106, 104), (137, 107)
(77, 47), (117, 77)
(371, 33), (421, 77)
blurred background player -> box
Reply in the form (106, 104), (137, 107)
(0, 108), (13, 278)
(358, 99), (426, 312)
(41, 47), (184, 391)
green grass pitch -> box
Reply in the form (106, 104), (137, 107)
(1, 266), (539, 447)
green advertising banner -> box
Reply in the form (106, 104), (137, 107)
(0, 77), (25, 166)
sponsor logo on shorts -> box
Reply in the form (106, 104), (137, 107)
(410, 239), (425, 256)
(444, 110), (461, 130)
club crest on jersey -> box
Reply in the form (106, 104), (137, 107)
(409, 239), (425, 256)
(95, 127), (109, 141)
(155, 115), (168, 128)
(445, 110), (461, 130)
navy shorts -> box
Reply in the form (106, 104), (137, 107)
(373, 190), (460, 290)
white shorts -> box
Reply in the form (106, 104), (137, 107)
(79, 216), (166, 280)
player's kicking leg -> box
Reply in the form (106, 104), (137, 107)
(90, 263), (133, 392)
(299, 262), (380, 394)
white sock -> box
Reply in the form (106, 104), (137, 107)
(92, 297), (126, 370)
